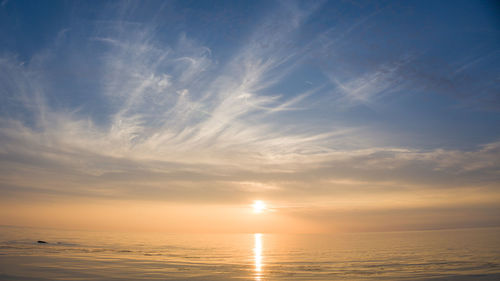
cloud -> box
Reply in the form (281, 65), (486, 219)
(328, 55), (412, 106)
(0, 2), (336, 200)
(1, 103), (498, 204)
(0, 1), (499, 232)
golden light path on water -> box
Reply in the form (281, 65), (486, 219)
(254, 233), (263, 280)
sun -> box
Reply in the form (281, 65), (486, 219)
(253, 200), (266, 213)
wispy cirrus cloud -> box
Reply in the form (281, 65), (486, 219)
(0, 0), (499, 232)
(0, 1), (335, 170)
(1, 0), (499, 188)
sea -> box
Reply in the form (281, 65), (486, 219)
(0, 226), (499, 280)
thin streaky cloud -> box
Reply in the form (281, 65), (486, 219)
(0, 0), (499, 231)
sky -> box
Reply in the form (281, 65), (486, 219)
(0, 0), (499, 233)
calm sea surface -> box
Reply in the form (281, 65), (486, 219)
(0, 226), (499, 280)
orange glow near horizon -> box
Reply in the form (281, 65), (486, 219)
(2, 191), (499, 233)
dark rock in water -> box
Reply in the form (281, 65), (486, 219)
(37, 240), (47, 244)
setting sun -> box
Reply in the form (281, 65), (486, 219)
(253, 201), (266, 214)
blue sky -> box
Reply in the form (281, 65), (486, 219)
(0, 0), (499, 232)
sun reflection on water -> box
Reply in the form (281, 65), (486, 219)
(254, 233), (263, 280)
